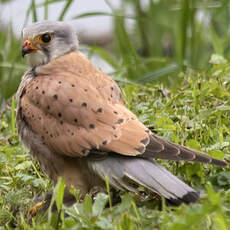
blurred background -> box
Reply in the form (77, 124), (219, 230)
(1, 0), (230, 107)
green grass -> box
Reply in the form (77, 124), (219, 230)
(1, 0), (230, 229)
(2, 0), (230, 105)
(0, 62), (229, 229)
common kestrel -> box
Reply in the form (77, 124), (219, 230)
(16, 21), (227, 207)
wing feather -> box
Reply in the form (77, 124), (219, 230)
(19, 51), (227, 166)
(20, 51), (149, 157)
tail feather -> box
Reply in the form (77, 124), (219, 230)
(89, 156), (199, 205)
(143, 135), (227, 167)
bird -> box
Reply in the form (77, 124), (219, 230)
(16, 21), (227, 208)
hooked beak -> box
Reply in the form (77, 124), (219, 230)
(22, 40), (38, 57)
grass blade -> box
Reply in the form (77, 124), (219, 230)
(73, 11), (137, 20)
(210, 25), (223, 55)
(104, 0), (114, 11)
(11, 97), (16, 135)
(24, 1), (32, 27)
(31, 0), (38, 22)
(89, 46), (119, 69)
(178, 0), (189, 68)
(58, 0), (73, 21)
(36, 0), (65, 7)
(105, 176), (112, 210)
(137, 63), (178, 84)
(44, 0), (49, 20)
(134, 0), (150, 56)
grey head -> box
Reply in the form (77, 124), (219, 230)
(22, 21), (78, 67)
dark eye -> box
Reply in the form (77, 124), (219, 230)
(41, 33), (51, 43)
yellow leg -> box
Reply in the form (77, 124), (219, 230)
(29, 200), (46, 216)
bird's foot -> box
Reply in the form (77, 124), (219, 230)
(29, 192), (53, 216)
(29, 200), (46, 216)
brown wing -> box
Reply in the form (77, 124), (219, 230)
(143, 135), (227, 166)
(20, 51), (150, 157)
(20, 51), (227, 166)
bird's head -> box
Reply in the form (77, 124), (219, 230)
(22, 21), (78, 67)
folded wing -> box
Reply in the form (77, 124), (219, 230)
(20, 51), (227, 166)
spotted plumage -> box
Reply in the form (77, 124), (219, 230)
(16, 21), (227, 208)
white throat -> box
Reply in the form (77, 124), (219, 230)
(26, 50), (48, 67)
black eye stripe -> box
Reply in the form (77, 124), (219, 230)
(41, 33), (51, 43)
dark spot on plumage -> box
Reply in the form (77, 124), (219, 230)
(82, 102), (87, 107)
(97, 108), (103, 113)
(102, 140), (107, 145)
(53, 94), (58, 100)
(113, 111), (118, 114)
(58, 81), (62, 84)
(111, 86), (114, 90)
(116, 118), (124, 124)
(89, 124), (95, 129)
(47, 105), (50, 110)
(60, 121), (63, 125)
(67, 129), (70, 132)
(71, 132), (74, 136)
(35, 86), (39, 90)
(50, 134), (53, 138)
(41, 136), (44, 140)
(42, 90), (45, 94)
(114, 135), (118, 138)
(46, 131), (49, 134)
(135, 146), (145, 153)
(32, 115), (34, 118)
(69, 98), (73, 102)
(39, 116), (41, 120)
(58, 113), (62, 117)
(112, 126), (116, 130)
(82, 149), (88, 155)
(36, 101), (39, 105)
(141, 137), (149, 145)
(74, 118), (78, 123)
(84, 89), (88, 92)
(111, 94), (113, 98)
(71, 84), (75, 87)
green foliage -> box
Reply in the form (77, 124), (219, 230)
(0, 27), (26, 106)
(0, 62), (230, 229)
(2, 0), (230, 106)
(0, 0), (230, 229)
